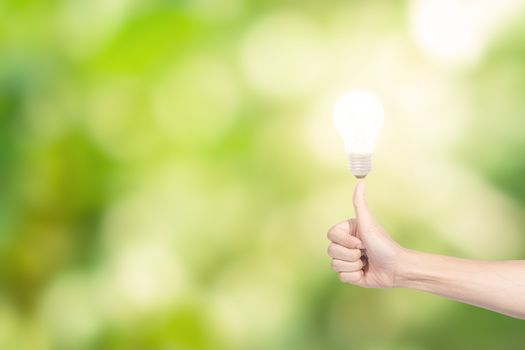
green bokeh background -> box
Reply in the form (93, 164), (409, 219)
(1, 0), (524, 349)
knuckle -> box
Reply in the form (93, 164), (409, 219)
(356, 271), (364, 281)
(338, 272), (347, 283)
(345, 274), (356, 283)
(347, 271), (362, 283)
(353, 198), (366, 209)
(327, 243), (336, 256)
(348, 236), (360, 248)
(364, 224), (379, 235)
(355, 259), (364, 270)
(351, 249), (362, 261)
(326, 228), (336, 241)
(363, 227), (374, 235)
(328, 222), (348, 237)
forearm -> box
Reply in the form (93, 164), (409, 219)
(395, 249), (525, 319)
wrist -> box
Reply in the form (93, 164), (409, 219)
(394, 248), (452, 291)
(393, 248), (429, 289)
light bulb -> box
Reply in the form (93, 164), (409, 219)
(333, 90), (384, 178)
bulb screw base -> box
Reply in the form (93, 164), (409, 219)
(348, 153), (372, 178)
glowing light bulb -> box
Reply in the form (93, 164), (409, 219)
(333, 90), (384, 178)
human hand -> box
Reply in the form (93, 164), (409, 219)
(327, 181), (404, 288)
(328, 182), (525, 319)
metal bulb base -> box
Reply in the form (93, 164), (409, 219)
(348, 153), (372, 178)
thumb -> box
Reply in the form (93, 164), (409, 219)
(353, 181), (377, 231)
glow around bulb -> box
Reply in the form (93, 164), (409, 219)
(333, 90), (384, 178)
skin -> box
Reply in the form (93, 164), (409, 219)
(327, 181), (525, 320)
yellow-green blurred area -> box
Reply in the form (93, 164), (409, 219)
(1, 0), (525, 349)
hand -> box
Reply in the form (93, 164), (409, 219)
(327, 181), (404, 288)
(327, 182), (525, 319)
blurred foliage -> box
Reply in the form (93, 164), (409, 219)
(1, 0), (525, 349)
